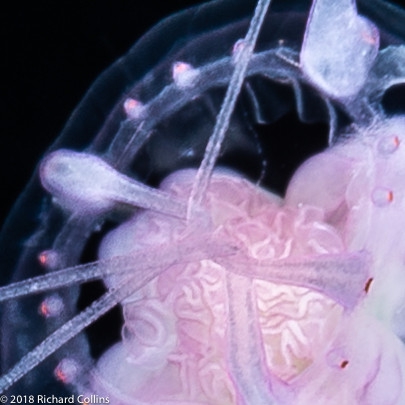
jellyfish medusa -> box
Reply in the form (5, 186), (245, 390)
(1, 0), (405, 404)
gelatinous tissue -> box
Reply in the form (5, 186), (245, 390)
(1, 0), (405, 404)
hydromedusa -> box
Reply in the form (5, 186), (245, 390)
(1, 0), (405, 404)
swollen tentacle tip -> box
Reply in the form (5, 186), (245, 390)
(172, 61), (199, 88)
(40, 149), (187, 218)
(39, 150), (117, 214)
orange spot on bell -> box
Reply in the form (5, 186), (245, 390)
(387, 190), (394, 202)
(340, 360), (349, 369)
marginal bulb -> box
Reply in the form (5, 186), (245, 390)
(172, 61), (199, 88)
(232, 39), (253, 64)
(124, 98), (145, 120)
(371, 187), (394, 207)
(39, 294), (64, 318)
(38, 249), (60, 269)
(377, 135), (400, 155)
(326, 348), (349, 370)
(54, 358), (80, 384)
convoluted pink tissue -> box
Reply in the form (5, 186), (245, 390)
(91, 165), (405, 404)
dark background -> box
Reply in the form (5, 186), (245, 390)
(1, 0), (207, 230)
(2, 0), (405, 229)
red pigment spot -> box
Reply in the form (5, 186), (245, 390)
(54, 368), (67, 383)
(364, 278), (374, 294)
(371, 187), (395, 207)
(39, 302), (50, 317)
(38, 296), (64, 318)
(54, 359), (78, 384)
(123, 98), (144, 119)
(173, 62), (191, 74)
(394, 136), (400, 147)
(124, 98), (140, 110)
(38, 253), (47, 266)
(361, 24), (378, 45)
(340, 360), (349, 369)
(38, 250), (60, 269)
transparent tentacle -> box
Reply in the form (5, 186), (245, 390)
(41, 150), (187, 218)
(0, 237), (237, 302)
(221, 251), (371, 310)
(0, 281), (131, 393)
(187, 0), (272, 214)
(0, 235), (238, 392)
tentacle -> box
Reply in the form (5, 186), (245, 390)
(220, 251), (371, 310)
(0, 235), (238, 393)
(0, 281), (128, 393)
(0, 237), (237, 302)
(226, 272), (281, 405)
(187, 0), (272, 215)
(40, 150), (187, 218)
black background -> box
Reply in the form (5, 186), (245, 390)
(1, 0), (207, 230)
(3, 0), (405, 230)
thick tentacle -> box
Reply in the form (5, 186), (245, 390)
(187, 0), (272, 215)
(0, 237), (237, 302)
